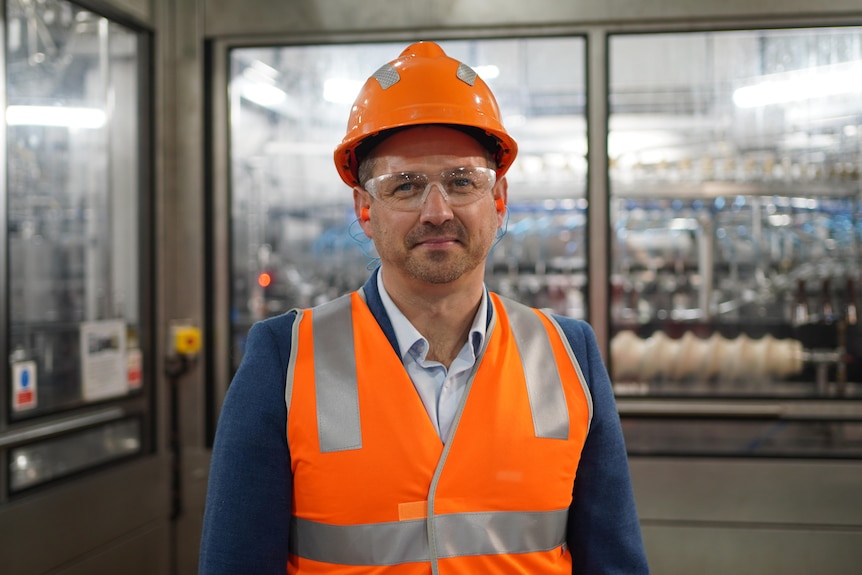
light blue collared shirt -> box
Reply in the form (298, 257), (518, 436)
(377, 272), (487, 442)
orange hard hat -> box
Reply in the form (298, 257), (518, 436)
(334, 41), (518, 187)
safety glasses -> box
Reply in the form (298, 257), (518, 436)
(363, 166), (497, 211)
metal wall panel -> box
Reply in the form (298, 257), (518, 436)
(85, 0), (154, 25)
(642, 524), (862, 575)
(53, 523), (171, 575)
(631, 458), (862, 525)
(631, 457), (862, 573)
(204, 0), (862, 37)
(155, 0), (210, 573)
(0, 457), (170, 575)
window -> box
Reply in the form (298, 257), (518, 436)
(609, 27), (862, 457)
(3, 0), (151, 492)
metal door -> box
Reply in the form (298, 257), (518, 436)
(0, 1), (167, 573)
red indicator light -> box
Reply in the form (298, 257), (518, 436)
(258, 272), (272, 288)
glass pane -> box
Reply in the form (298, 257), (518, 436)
(9, 417), (142, 492)
(228, 38), (587, 372)
(609, 28), (862, 400)
(6, 0), (143, 417)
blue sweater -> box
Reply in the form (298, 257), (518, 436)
(199, 271), (650, 574)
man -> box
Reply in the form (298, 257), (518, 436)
(199, 41), (650, 574)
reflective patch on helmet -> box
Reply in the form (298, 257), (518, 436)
(456, 63), (477, 86)
(372, 64), (400, 90)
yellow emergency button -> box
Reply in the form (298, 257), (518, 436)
(174, 325), (202, 355)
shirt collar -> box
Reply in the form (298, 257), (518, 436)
(376, 271), (488, 362)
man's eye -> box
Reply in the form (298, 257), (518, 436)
(390, 182), (418, 195)
(446, 176), (479, 193)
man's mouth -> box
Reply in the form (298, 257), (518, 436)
(408, 223), (465, 248)
(415, 236), (459, 247)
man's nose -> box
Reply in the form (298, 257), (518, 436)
(419, 182), (454, 222)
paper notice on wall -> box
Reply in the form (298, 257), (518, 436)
(81, 320), (128, 402)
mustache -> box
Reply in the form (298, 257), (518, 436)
(405, 221), (466, 246)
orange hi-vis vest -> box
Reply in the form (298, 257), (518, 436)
(285, 290), (593, 574)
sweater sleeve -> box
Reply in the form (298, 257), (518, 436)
(198, 317), (295, 575)
(557, 317), (650, 574)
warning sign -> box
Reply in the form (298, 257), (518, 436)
(13, 360), (37, 411)
(127, 348), (143, 390)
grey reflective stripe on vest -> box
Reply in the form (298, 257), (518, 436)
(537, 306), (594, 425)
(284, 309), (303, 424)
(498, 296), (572, 439)
(311, 294), (362, 452)
(290, 508), (568, 566)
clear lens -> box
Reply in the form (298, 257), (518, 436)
(364, 166), (496, 211)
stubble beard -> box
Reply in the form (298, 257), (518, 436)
(400, 221), (494, 284)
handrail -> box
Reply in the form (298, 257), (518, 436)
(616, 398), (862, 420)
(0, 407), (126, 448)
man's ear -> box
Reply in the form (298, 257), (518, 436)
(494, 177), (509, 224)
(353, 187), (372, 234)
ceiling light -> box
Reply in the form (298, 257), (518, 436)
(6, 105), (106, 129)
(733, 61), (862, 108)
(323, 78), (363, 104)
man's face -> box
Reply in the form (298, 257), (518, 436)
(354, 126), (507, 288)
